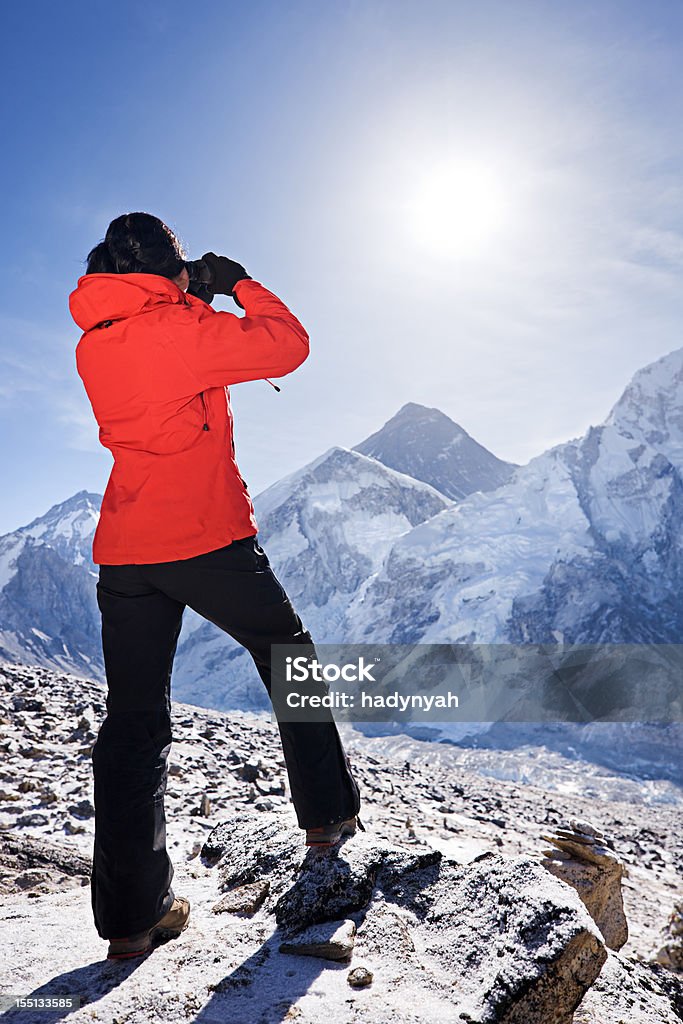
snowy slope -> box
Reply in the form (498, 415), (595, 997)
(172, 447), (450, 709)
(345, 347), (683, 647)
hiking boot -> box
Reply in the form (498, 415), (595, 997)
(305, 815), (365, 848)
(106, 896), (191, 960)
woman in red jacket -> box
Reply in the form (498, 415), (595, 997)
(70, 212), (362, 961)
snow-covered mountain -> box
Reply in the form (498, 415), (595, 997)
(0, 492), (101, 677)
(345, 347), (683, 647)
(353, 402), (518, 499)
(3, 352), (683, 729)
(172, 446), (450, 709)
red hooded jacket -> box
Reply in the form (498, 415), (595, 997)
(69, 273), (309, 565)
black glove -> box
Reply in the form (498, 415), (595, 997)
(201, 252), (251, 309)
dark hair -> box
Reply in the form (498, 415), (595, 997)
(85, 212), (186, 278)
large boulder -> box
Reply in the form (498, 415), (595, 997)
(202, 813), (607, 1023)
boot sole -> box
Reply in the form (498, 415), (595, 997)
(107, 910), (190, 960)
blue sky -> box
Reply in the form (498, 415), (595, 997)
(3, 0), (683, 533)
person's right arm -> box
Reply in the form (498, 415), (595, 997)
(168, 278), (310, 389)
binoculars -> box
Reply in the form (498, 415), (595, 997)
(184, 259), (213, 288)
(183, 254), (249, 311)
(183, 259), (214, 304)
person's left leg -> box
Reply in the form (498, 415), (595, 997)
(92, 563), (185, 939)
(141, 536), (361, 830)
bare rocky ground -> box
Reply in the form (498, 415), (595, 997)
(0, 661), (681, 1023)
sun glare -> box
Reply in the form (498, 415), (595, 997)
(408, 159), (509, 259)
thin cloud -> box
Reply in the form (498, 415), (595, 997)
(53, 393), (103, 454)
(0, 315), (75, 405)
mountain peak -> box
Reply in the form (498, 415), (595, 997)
(2, 491), (102, 571)
(605, 346), (683, 470)
(387, 402), (468, 431)
(22, 491), (102, 532)
(353, 404), (517, 500)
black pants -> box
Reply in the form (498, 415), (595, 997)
(92, 535), (361, 940)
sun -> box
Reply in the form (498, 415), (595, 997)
(407, 159), (509, 259)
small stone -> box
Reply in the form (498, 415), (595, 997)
(16, 813), (49, 827)
(70, 716), (94, 740)
(19, 746), (45, 759)
(255, 798), (274, 812)
(213, 880), (270, 915)
(64, 820), (86, 835)
(14, 697), (44, 713)
(68, 799), (95, 820)
(279, 919), (356, 962)
(569, 818), (604, 839)
(238, 760), (260, 783)
(347, 966), (373, 988)
(198, 793), (211, 817)
(552, 829), (596, 846)
(27, 885), (53, 897)
(14, 869), (51, 889)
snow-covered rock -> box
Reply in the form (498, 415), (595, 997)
(202, 812), (608, 1024)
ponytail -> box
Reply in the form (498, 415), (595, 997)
(85, 240), (116, 275)
(84, 212), (186, 278)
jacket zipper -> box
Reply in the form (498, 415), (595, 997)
(200, 388), (246, 488)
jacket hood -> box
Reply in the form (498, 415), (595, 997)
(69, 273), (189, 332)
